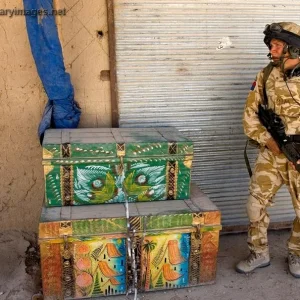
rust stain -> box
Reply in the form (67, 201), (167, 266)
(177, 67), (189, 73)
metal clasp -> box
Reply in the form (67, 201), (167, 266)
(193, 224), (201, 240)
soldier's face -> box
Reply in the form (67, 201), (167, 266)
(269, 38), (287, 60)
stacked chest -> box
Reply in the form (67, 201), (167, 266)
(43, 128), (193, 206)
(39, 127), (222, 299)
(39, 184), (221, 299)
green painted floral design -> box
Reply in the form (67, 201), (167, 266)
(45, 157), (191, 206)
(74, 165), (117, 204)
(124, 163), (166, 202)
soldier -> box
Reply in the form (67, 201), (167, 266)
(236, 22), (300, 277)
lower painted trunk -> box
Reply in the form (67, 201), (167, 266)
(39, 184), (222, 299)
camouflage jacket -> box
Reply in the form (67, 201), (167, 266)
(243, 65), (300, 146)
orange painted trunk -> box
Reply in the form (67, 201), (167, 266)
(39, 184), (221, 299)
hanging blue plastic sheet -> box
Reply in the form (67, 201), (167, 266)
(23, 0), (81, 142)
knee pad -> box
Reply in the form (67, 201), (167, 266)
(246, 194), (266, 223)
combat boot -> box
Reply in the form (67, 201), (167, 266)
(288, 252), (300, 278)
(235, 251), (270, 274)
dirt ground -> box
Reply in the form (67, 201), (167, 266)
(0, 229), (298, 300)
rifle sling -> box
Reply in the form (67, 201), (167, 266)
(244, 139), (253, 177)
(262, 63), (274, 106)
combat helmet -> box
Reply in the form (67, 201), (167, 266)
(264, 22), (300, 58)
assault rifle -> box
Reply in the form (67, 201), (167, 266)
(258, 103), (300, 172)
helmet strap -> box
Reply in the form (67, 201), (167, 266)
(270, 54), (285, 67)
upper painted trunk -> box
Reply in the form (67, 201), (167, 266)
(42, 128), (193, 206)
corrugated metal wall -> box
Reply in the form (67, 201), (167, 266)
(112, 0), (300, 226)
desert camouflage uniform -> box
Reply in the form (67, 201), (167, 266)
(243, 65), (300, 256)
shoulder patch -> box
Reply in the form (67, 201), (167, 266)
(250, 81), (256, 91)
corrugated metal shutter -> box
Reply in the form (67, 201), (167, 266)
(112, 0), (300, 226)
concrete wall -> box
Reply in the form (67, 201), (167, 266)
(0, 0), (111, 232)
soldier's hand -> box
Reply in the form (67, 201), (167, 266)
(289, 160), (300, 171)
(266, 138), (281, 155)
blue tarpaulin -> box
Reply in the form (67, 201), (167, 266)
(23, 0), (81, 142)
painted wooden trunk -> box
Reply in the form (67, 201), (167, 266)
(42, 128), (193, 207)
(39, 184), (222, 299)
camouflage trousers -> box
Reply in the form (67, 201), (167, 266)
(247, 146), (300, 256)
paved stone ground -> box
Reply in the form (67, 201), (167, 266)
(0, 229), (298, 300)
